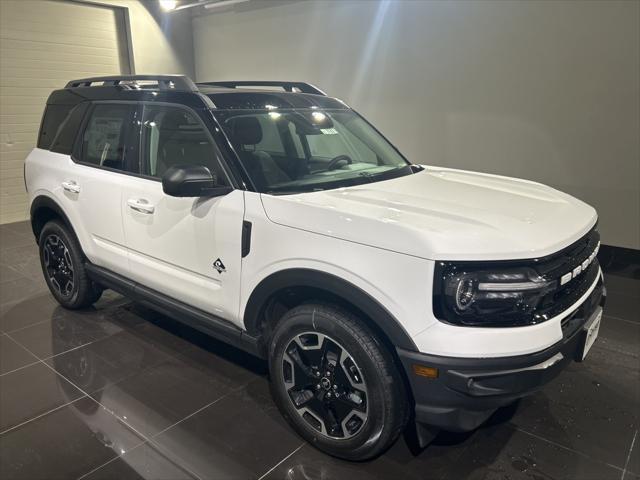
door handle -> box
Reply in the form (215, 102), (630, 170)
(127, 198), (155, 214)
(61, 181), (80, 194)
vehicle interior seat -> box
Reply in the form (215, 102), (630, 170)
(145, 110), (225, 183)
(228, 116), (290, 191)
(155, 111), (211, 174)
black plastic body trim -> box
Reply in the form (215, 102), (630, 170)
(84, 263), (262, 358)
(243, 268), (417, 351)
(241, 221), (252, 258)
(399, 280), (605, 432)
(30, 195), (74, 240)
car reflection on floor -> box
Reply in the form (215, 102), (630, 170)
(48, 307), (284, 479)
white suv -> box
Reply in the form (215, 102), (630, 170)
(25, 75), (606, 460)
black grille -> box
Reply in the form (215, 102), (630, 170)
(560, 277), (604, 338)
(532, 229), (600, 323)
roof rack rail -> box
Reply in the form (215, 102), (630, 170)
(200, 81), (326, 96)
(65, 75), (198, 92)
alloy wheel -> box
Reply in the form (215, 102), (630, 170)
(43, 234), (74, 297)
(282, 332), (368, 439)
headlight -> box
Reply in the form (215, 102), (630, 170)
(434, 263), (558, 327)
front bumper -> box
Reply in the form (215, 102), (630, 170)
(397, 278), (606, 432)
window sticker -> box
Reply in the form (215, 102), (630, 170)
(86, 117), (123, 164)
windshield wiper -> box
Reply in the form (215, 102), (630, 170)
(357, 171), (374, 183)
(358, 166), (409, 181)
(265, 188), (325, 195)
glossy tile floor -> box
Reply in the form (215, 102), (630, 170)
(0, 220), (638, 480)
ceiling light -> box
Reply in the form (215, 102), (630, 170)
(159, 0), (177, 11)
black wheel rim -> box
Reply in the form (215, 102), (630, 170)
(282, 332), (368, 439)
(43, 234), (74, 297)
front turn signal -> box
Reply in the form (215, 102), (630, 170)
(412, 365), (438, 379)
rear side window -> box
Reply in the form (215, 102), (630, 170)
(80, 104), (137, 172)
(50, 102), (90, 155)
(38, 105), (73, 149)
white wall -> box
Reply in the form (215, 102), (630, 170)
(0, 0), (194, 224)
(90, 0), (195, 78)
(193, 0), (640, 249)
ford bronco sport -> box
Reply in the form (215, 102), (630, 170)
(25, 75), (606, 460)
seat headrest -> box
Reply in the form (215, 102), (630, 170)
(230, 117), (263, 145)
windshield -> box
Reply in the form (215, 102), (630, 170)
(214, 109), (412, 194)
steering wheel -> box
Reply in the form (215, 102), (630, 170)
(327, 154), (353, 171)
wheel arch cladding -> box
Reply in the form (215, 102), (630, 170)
(243, 268), (418, 352)
(30, 195), (75, 241)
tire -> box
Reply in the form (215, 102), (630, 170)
(269, 303), (408, 460)
(38, 220), (102, 309)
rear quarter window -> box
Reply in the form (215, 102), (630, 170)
(38, 104), (73, 149)
(50, 102), (90, 155)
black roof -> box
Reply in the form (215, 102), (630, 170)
(200, 87), (347, 110)
(48, 75), (348, 110)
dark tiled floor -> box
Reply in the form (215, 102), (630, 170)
(0, 220), (638, 480)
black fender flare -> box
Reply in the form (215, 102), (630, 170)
(30, 195), (74, 239)
(243, 268), (418, 351)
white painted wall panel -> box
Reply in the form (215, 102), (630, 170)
(0, 0), (128, 223)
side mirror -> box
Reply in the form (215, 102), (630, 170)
(161, 165), (233, 197)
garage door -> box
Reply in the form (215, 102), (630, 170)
(0, 0), (131, 224)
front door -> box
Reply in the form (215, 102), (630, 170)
(121, 104), (244, 322)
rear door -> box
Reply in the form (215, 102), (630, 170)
(120, 103), (244, 322)
(66, 102), (140, 275)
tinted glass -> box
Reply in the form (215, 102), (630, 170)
(49, 102), (89, 155)
(80, 104), (136, 171)
(254, 115), (284, 154)
(141, 105), (228, 184)
(38, 104), (72, 149)
(215, 109), (410, 194)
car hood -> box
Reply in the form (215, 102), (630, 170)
(260, 166), (598, 261)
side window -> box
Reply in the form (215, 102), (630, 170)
(38, 105), (72, 149)
(80, 104), (136, 171)
(48, 102), (90, 155)
(141, 105), (228, 185)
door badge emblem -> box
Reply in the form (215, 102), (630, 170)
(213, 258), (226, 274)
